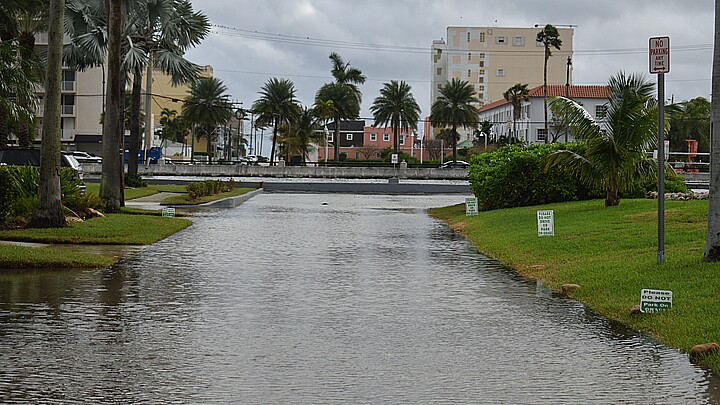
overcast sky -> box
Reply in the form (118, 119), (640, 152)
(185, 0), (714, 122)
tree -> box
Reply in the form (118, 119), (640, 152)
(99, 0), (125, 213)
(0, 40), (36, 147)
(477, 120), (493, 146)
(252, 78), (300, 165)
(182, 76), (233, 162)
(705, 0), (720, 261)
(430, 78), (479, 162)
(545, 72), (658, 207)
(315, 82), (358, 161)
(370, 80), (421, 154)
(322, 52), (365, 160)
(667, 97), (710, 154)
(28, 0), (65, 227)
(279, 107), (321, 164)
(537, 24), (562, 143)
(503, 83), (530, 143)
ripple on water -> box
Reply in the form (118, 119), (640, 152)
(0, 193), (717, 404)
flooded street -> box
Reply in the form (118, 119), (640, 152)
(0, 193), (718, 403)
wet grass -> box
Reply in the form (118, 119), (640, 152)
(429, 198), (720, 374)
(0, 244), (114, 269)
(160, 187), (256, 205)
(85, 183), (187, 200)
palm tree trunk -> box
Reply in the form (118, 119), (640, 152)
(0, 113), (8, 146)
(270, 117), (278, 165)
(100, 0), (125, 213)
(705, 0), (720, 261)
(128, 69), (142, 176)
(334, 116), (340, 163)
(29, 0), (65, 228)
(452, 124), (458, 162)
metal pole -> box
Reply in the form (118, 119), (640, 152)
(658, 73), (666, 264)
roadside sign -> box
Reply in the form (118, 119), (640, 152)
(465, 197), (478, 216)
(391, 153), (399, 164)
(537, 210), (554, 237)
(640, 289), (672, 313)
(649, 36), (670, 74)
(162, 207), (176, 218)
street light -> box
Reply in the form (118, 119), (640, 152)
(235, 106), (245, 160)
(323, 125), (329, 165)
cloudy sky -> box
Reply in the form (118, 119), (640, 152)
(185, 0), (714, 122)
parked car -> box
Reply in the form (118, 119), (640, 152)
(440, 160), (470, 169)
(0, 148), (86, 193)
(67, 150), (102, 164)
(244, 155), (269, 165)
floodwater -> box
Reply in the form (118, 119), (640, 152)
(0, 193), (718, 404)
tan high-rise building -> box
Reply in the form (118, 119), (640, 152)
(431, 26), (573, 139)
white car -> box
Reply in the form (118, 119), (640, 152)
(68, 150), (102, 164)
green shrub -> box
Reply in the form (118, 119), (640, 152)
(125, 173), (148, 188)
(3, 166), (86, 221)
(469, 143), (597, 211)
(625, 170), (689, 198)
(0, 167), (17, 223)
(186, 179), (234, 200)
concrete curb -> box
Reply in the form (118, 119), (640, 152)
(196, 188), (264, 208)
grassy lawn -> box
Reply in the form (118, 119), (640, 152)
(429, 198), (720, 373)
(160, 187), (255, 205)
(85, 183), (187, 200)
(0, 244), (115, 270)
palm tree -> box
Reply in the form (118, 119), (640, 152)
(321, 52), (366, 160)
(182, 76), (233, 162)
(370, 80), (421, 154)
(279, 107), (322, 164)
(252, 78), (300, 165)
(536, 24), (562, 142)
(430, 78), (479, 162)
(503, 83), (530, 143)
(545, 72), (658, 207)
(64, 0), (209, 176)
(28, 0), (65, 227)
(0, 40), (36, 147)
(667, 97), (710, 154)
(705, 0), (720, 261)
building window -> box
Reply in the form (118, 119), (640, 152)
(328, 133), (333, 143)
(346, 133), (353, 141)
(479, 33), (485, 42)
(537, 128), (547, 142)
(61, 70), (76, 92)
(478, 92), (484, 99)
(479, 76), (484, 83)
(479, 52), (485, 58)
(596, 104), (608, 119)
(468, 69), (471, 77)
(399, 135), (405, 145)
(468, 52), (472, 61)
(467, 32), (471, 42)
(479, 60), (484, 67)
(370, 133), (377, 141)
(383, 133), (390, 142)
(437, 84), (442, 89)
(436, 67), (442, 75)
(496, 36), (506, 44)
(513, 37), (525, 46)
(478, 85), (485, 91)
(479, 69), (485, 75)
(496, 69), (505, 77)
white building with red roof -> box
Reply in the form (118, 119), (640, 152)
(477, 84), (609, 145)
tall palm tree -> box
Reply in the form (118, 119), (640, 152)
(536, 24), (562, 143)
(252, 78), (300, 165)
(503, 83), (530, 144)
(705, 0), (720, 261)
(279, 107), (322, 164)
(430, 78), (479, 162)
(370, 80), (421, 154)
(64, 0), (209, 175)
(28, 0), (65, 228)
(182, 76), (233, 162)
(545, 72), (658, 207)
(322, 52), (366, 160)
(0, 40), (36, 147)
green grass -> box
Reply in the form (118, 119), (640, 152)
(85, 183), (187, 200)
(0, 214), (192, 245)
(160, 187), (255, 205)
(429, 198), (720, 373)
(0, 244), (115, 269)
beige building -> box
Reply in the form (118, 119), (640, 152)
(431, 26), (574, 139)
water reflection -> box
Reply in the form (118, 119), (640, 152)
(0, 193), (718, 404)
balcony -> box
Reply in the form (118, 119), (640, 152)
(61, 104), (75, 116)
(61, 81), (76, 92)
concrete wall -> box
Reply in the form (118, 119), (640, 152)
(82, 163), (470, 180)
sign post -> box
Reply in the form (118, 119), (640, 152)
(650, 36), (669, 264)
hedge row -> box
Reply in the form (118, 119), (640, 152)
(186, 179), (235, 200)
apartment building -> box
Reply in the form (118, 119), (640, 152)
(477, 84), (608, 145)
(431, 25), (574, 140)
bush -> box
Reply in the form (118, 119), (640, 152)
(125, 173), (148, 188)
(0, 167), (17, 223)
(2, 166), (88, 221)
(186, 179), (234, 200)
(469, 143), (597, 211)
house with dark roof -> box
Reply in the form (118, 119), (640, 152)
(477, 85), (609, 145)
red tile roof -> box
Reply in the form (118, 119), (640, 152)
(478, 85), (609, 112)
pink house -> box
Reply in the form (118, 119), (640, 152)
(316, 121), (433, 161)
